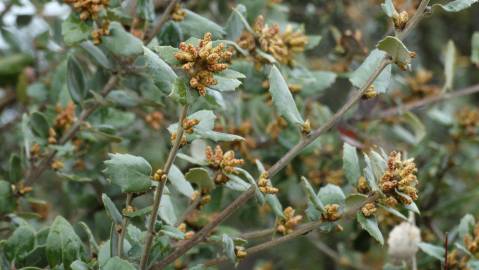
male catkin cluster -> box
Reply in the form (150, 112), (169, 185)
(205, 145), (244, 184)
(175, 33), (232, 96)
(64, 0), (109, 21)
(171, 4), (186, 21)
(237, 15), (308, 65)
(380, 151), (419, 206)
(276, 207), (303, 234)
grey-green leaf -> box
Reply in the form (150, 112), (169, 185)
(103, 153), (152, 193)
(80, 41), (112, 69)
(433, 0), (479, 12)
(67, 55), (87, 104)
(158, 186), (177, 225)
(5, 225), (36, 261)
(102, 256), (136, 270)
(177, 9), (225, 38)
(343, 143), (360, 185)
(381, 0), (397, 17)
(301, 176), (324, 212)
(266, 194), (284, 218)
(443, 40), (456, 92)
(418, 242), (445, 261)
(185, 167), (215, 190)
(101, 22), (143, 58)
(268, 65), (304, 126)
(357, 212), (384, 245)
(472, 32), (479, 65)
(318, 184), (346, 206)
(222, 234), (236, 262)
(168, 164), (194, 198)
(349, 49), (392, 93)
(62, 15), (92, 46)
(30, 111), (49, 138)
(377, 36), (413, 68)
(46, 216), (83, 270)
(101, 194), (123, 225)
(9, 154), (22, 183)
(458, 214), (475, 240)
(142, 46), (177, 93)
(0, 180), (16, 214)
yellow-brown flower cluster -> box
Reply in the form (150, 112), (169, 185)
(446, 221), (479, 269)
(51, 160), (64, 171)
(266, 116), (288, 140)
(175, 33), (232, 96)
(64, 0), (109, 21)
(361, 202), (377, 217)
(362, 85), (378, 100)
(48, 102), (77, 145)
(281, 25), (308, 64)
(171, 4), (186, 21)
(456, 107), (479, 136)
(153, 169), (167, 182)
(205, 145), (244, 184)
(446, 249), (471, 270)
(392, 10), (409, 31)
(192, 190), (211, 208)
(235, 246), (247, 259)
(144, 111), (164, 130)
(321, 203), (342, 222)
(182, 118), (200, 134)
(257, 172), (278, 194)
(379, 151), (418, 207)
(464, 222), (479, 256)
(276, 207), (303, 234)
(177, 223), (195, 240)
(54, 101), (76, 131)
(91, 20), (110, 45)
(250, 16), (308, 65)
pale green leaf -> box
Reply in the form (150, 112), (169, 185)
(102, 256), (136, 270)
(343, 143), (360, 185)
(418, 242), (445, 261)
(62, 15), (92, 46)
(101, 22), (143, 58)
(443, 40), (456, 92)
(177, 9), (225, 38)
(168, 165), (194, 198)
(433, 0), (479, 12)
(268, 65), (304, 126)
(472, 32), (479, 65)
(103, 153), (152, 193)
(185, 167), (215, 190)
(349, 49), (392, 93)
(101, 194), (123, 225)
(357, 212), (384, 245)
(46, 216), (83, 270)
(377, 36), (413, 68)
(222, 234), (236, 262)
(381, 0), (397, 17)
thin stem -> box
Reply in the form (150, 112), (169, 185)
(139, 105), (189, 270)
(240, 228), (276, 240)
(202, 194), (378, 267)
(143, 0), (178, 44)
(118, 193), (133, 258)
(153, 1), (430, 268)
(363, 83), (479, 120)
(24, 75), (119, 185)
